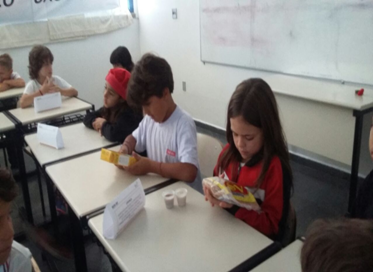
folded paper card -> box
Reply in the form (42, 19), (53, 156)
(103, 179), (145, 239)
(37, 123), (64, 149)
(34, 92), (62, 113)
(100, 148), (137, 166)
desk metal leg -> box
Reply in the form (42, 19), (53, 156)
(16, 138), (34, 224)
(68, 206), (88, 272)
(349, 112), (364, 215)
(46, 176), (58, 234)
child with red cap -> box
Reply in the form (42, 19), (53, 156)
(83, 68), (142, 143)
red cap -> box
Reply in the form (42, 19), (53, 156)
(105, 68), (131, 100)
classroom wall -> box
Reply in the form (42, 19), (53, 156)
(0, 20), (140, 109)
(137, 0), (373, 177)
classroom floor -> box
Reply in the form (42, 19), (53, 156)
(1, 124), (350, 272)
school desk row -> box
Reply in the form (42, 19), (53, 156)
(1, 109), (303, 272)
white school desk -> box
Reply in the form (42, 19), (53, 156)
(88, 182), (274, 272)
(0, 87), (24, 100)
(45, 147), (171, 218)
(7, 97), (92, 125)
(24, 123), (115, 168)
(0, 112), (15, 133)
(46, 148), (173, 272)
(266, 74), (373, 214)
(251, 239), (303, 272)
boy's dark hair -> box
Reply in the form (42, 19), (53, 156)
(0, 168), (18, 203)
(301, 219), (373, 272)
(0, 54), (12, 70)
(28, 45), (54, 79)
(110, 46), (134, 72)
(127, 53), (174, 107)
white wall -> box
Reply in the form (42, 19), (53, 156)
(0, 20), (140, 108)
(137, 0), (373, 176)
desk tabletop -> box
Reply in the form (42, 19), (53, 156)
(0, 113), (15, 133)
(89, 182), (273, 272)
(251, 239), (303, 272)
(267, 74), (373, 110)
(0, 88), (24, 100)
(7, 97), (92, 125)
(25, 123), (114, 167)
(46, 147), (170, 218)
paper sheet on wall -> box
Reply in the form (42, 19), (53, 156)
(103, 179), (145, 240)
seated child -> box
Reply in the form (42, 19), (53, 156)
(301, 218), (373, 272)
(355, 116), (373, 218)
(0, 168), (33, 272)
(83, 68), (142, 143)
(110, 46), (134, 72)
(203, 78), (293, 239)
(19, 45), (78, 108)
(0, 53), (25, 92)
(118, 53), (200, 190)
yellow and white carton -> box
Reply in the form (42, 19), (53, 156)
(100, 148), (137, 166)
(202, 176), (261, 211)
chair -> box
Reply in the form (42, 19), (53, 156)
(278, 202), (297, 247)
(197, 133), (224, 178)
(31, 257), (41, 272)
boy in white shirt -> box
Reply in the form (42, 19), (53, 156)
(19, 45), (78, 108)
(0, 169), (32, 272)
(0, 54), (25, 93)
(119, 53), (201, 190)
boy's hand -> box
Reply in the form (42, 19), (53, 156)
(203, 184), (233, 208)
(92, 118), (106, 131)
(122, 152), (151, 176)
(118, 144), (129, 155)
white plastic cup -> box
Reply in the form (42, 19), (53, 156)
(175, 188), (188, 207)
(162, 190), (175, 209)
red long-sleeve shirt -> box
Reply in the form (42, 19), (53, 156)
(213, 144), (287, 238)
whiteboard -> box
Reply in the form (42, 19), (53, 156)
(200, 0), (373, 85)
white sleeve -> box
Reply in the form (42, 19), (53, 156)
(23, 80), (37, 94)
(10, 241), (32, 272)
(132, 116), (148, 153)
(11, 72), (21, 79)
(176, 116), (199, 168)
(53, 75), (72, 89)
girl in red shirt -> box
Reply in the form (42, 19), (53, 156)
(203, 78), (293, 240)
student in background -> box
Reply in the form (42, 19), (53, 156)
(0, 168), (32, 272)
(110, 46), (134, 72)
(0, 54), (25, 92)
(19, 45), (78, 108)
(354, 116), (373, 219)
(301, 219), (373, 272)
(83, 68), (142, 143)
(118, 53), (200, 189)
(204, 78), (293, 239)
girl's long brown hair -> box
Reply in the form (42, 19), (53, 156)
(218, 78), (293, 188)
(101, 100), (129, 124)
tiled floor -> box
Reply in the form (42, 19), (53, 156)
(0, 124), (350, 271)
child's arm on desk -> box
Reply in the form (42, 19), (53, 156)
(0, 82), (10, 92)
(19, 91), (42, 108)
(2, 78), (25, 88)
(59, 87), (78, 97)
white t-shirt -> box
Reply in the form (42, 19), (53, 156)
(132, 106), (202, 190)
(0, 241), (32, 272)
(23, 75), (71, 95)
(10, 72), (21, 80)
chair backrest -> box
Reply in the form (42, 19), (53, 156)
(197, 133), (224, 178)
(279, 202), (297, 247)
(31, 257), (41, 272)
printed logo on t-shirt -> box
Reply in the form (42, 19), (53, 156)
(166, 149), (176, 157)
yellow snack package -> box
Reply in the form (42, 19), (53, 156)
(100, 148), (137, 166)
(202, 177), (261, 211)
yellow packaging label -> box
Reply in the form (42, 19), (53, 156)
(100, 149), (136, 166)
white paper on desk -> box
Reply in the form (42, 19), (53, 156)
(34, 92), (62, 113)
(37, 123), (64, 149)
(103, 179), (145, 240)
